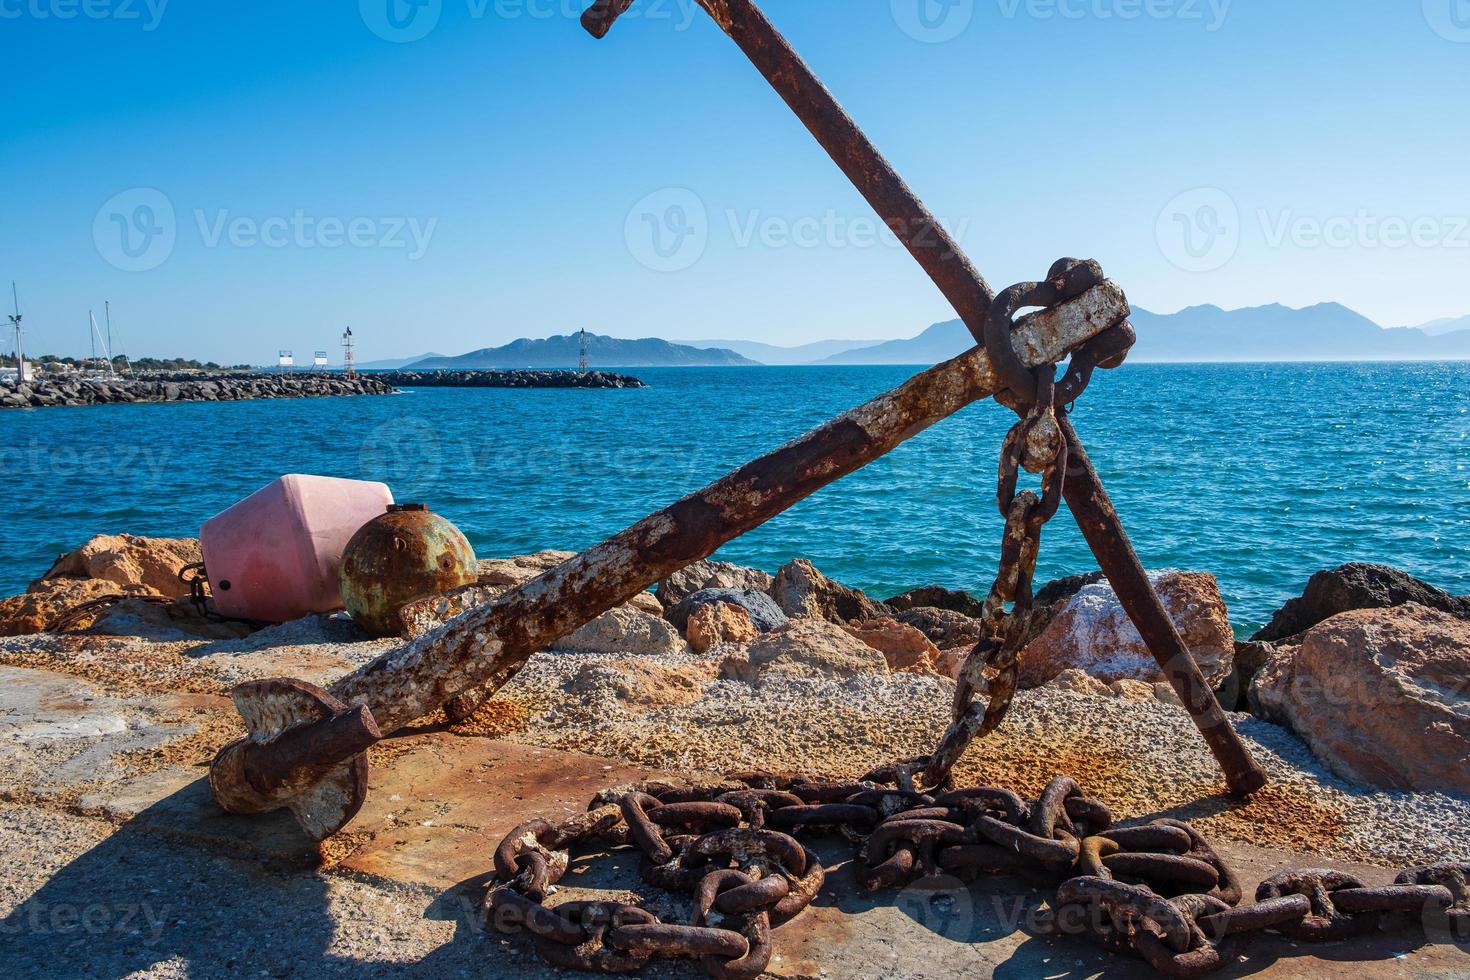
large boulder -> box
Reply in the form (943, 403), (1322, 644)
(891, 607), (985, 650)
(687, 601), (759, 654)
(474, 551), (577, 588)
(884, 585), (985, 618)
(40, 534), (201, 598)
(551, 605), (686, 657)
(1018, 571), (1234, 690)
(1223, 638), (1291, 709)
(843, 617), (939, 674)
(1248, 604), (1470, 795)
(1252, 563), (1470, 643)
(770, 559), (889, 624)
(656, 559), (774, 610)
(668, 588), (787, 634)
(718, 619), (888, 684)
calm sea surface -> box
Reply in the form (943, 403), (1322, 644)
(3, 363), (1467, 636)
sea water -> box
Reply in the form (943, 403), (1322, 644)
(2, 362), (1466, 636)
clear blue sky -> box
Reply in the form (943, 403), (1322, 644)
(3, 0), (1468, 364)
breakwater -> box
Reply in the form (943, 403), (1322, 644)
(0, 369), (646, 409)
(377, 370), (645, 389)
(0, 373), (397, 409)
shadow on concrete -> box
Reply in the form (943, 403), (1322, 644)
(0, 777), (494, 979)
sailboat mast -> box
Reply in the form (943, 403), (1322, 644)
(7, 283), (21, 384)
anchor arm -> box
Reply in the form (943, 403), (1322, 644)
(328, 285), (1128, 734)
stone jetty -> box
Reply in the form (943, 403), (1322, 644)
(1, 369), (645, 409)
(0, 372), (396, 409)
(378, 369), (645, 389)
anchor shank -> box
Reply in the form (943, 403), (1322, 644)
(651, 0), (1265, 792)
(1058, 413), (1267, 795)
(329, 286), (1128, 732)
(681, 0), (995, 337)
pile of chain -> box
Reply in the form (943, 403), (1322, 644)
(486, 772), (1468, 978)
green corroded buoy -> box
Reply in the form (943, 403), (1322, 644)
(339, 504), (477, 637)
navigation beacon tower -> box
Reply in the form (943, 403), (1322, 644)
(342, 326), (356, 378)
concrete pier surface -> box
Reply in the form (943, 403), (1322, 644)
(2, 663), (1465, 979)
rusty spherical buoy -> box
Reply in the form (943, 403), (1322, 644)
(339, 504), (477, 637)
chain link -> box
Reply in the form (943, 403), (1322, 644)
(487, 773), (1466, 978)
(484, 258), (1458, 978)
(873, 259), (1134, 791)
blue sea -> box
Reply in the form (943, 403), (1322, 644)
(2, 363), (1467, 636)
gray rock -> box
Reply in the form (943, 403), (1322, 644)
(891, 606), (985, 649)
(655, 559), (774, 609)
(717, 619), (888, 683)
(770, 559), (889, 624)
(1252, 562), (1470, 642)
(668, 587), (787, 633)
(885, 585), (985, 618)
(551, 604), (686, 656)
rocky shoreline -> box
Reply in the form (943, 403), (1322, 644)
(1, 369), (646, 409)
(2, 538), (1469, 976)
(0, 372), (397, 409)
(376, 369), (645, 389)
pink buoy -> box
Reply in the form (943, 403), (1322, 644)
(201, 475), (394, 622)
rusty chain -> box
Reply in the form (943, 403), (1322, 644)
(480, 263), (1454, 980)
(870, 260), (1137, 792)
(487, 772), (1469, 978)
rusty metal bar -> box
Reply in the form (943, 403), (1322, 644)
(583, 0), (1266, 793)
(211, 703), (380, 815)
(1058, 414), (1266, 795)
(585, 0), (993, 341)
(329, 285), (1127, 732)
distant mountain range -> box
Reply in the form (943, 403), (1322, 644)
(406, 334), (756, 369)
(1129, 303), (1470, 362)
(382, 303), (1470, 370)
(676, 338), (878, 366)
(1410, 314), (1470, 337)
(357, 353), (446, 370)
(814, 302), (1470, 365)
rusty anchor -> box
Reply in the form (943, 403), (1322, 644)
(209, 0), (1265, 841)
(209, 678), (381, 840)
